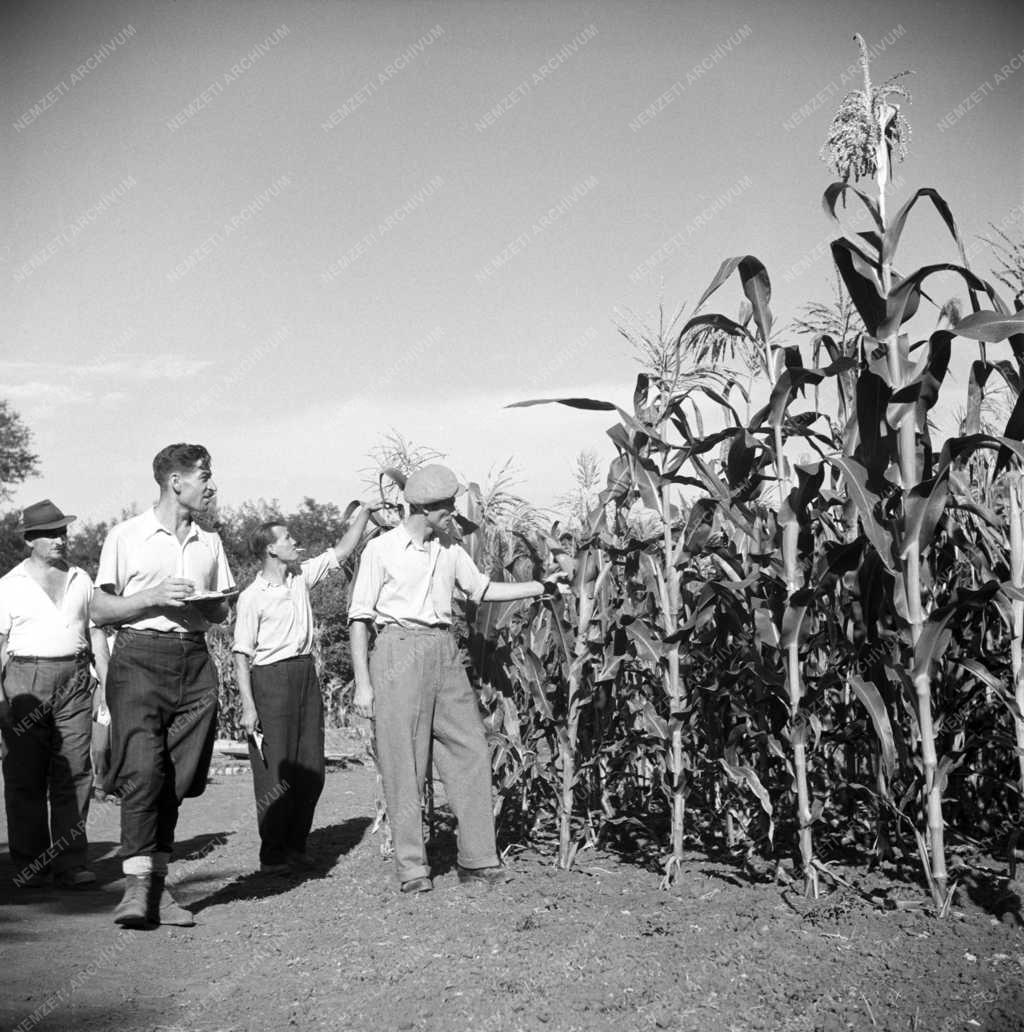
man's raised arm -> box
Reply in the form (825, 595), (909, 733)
(331, 503), (378, 564)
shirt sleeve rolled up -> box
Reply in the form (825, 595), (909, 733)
(348, 543), (383, 623)
(453, 545), (490, 604)
(232, 590), (259, 657)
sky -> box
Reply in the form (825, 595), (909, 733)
(2, 0), (1022, 524)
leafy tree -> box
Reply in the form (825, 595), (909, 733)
(0, 400), (40, 503)
(67, 519), (111, 579)
(0, 510), (26, 573)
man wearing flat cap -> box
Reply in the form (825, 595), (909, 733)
(0, 500), (109, 888)
(348, 464), (561, 894)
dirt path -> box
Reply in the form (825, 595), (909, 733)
(2, 758), (1022, 1032)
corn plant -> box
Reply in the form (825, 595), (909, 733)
(817, 35), (1024, 906)
(473, 35), (1024, 911)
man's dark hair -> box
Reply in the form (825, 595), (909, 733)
(250, 521), (285, 560)
(152, 444), (211, 487)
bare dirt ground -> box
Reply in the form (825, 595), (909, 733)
(2, 749), (1023, 1032)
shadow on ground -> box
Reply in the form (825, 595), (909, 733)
(190, 816), (372, 913)
(0, 830), (242, 930)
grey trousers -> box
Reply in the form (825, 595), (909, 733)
(371, 626), (498, 883)
(1, 656), (93, 876)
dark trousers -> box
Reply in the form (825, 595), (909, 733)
(105, 630), (218, 858)
(1, 656), (93, 875)
(249, 654), (325, 865)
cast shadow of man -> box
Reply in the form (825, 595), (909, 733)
(189, 813), (372, 914)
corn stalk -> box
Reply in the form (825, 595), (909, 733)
(1010, 476), (1024, 808)
(662, 482), (685, 883)
(558, 545), (599, 869)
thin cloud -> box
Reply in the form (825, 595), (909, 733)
(2, 382), (93, 404)
(0, 354), (213, 380)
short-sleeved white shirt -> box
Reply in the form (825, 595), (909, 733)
(233, 550), (339, 666)
(0, 561), (94, 657)
(95, 508), (235, 632)
(348, 523), (490, 628)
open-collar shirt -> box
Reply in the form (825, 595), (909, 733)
(96, 507), (235, 633)
(348, 523), (489, 628)
(233, 550), (339, 666)
(0, 560), (94, 657)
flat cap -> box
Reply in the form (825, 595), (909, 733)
(403, 465), (465, 506)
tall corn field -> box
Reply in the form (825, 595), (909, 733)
(457, 36), (1024, 913)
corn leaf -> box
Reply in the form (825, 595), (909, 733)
(855, 370), (892, 481)
(911, 604), (956, 681)
(954, 310), (1024, 343)
(878, 264), (990, 340)
(753, 607), (780, 648)
(694, 255), (773, 343)
(849, 676), (898, 781)
(883, 188), (964, 267)
(822, 182), (884, 233)
(719, 759), (774, 841)
(902, 471), (951, 557)
(832, 239), (886, 335)
(507, 396), (617, 412)
(779, 604), (808, 648)
(640, 700), (668, 741)
(622, 617), (669, 666)
(827, 456), (896, 572)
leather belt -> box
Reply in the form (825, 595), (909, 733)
(379, 623), (451, 633)
(118, 627), (207, 643)
(9, 652), (91, 663)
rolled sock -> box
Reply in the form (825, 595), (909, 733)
(122, 855), (153, 876)
(152, 852), (170, 876)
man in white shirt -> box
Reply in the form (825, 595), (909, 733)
(0, 500), (108, 888)
(233, 505), (374, 875)
(92, 443), (235, 928)
(348, 465), (560, 893)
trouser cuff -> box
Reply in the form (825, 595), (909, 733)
(457, 854), (500, 870)
(397, 864), (431, 883)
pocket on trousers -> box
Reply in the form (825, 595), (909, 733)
(369, 638), (390, 683)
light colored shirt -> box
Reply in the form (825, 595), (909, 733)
(233, 550), (339, 666)
(96, 507), (235, 632)
(0, 561), (93, 657)
(348, 523), (490, 628)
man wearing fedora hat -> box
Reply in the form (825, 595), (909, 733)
(348, 464), (562, 893)
(0, 499), (108, 888)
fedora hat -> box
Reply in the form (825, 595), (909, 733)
(17, 499), (76, 533)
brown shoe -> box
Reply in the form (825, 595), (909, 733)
(400, 876), (433, 894)
(114, 874), (155, 928)
(153, 875), (195, 927)
(456, 865), (511, 886)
